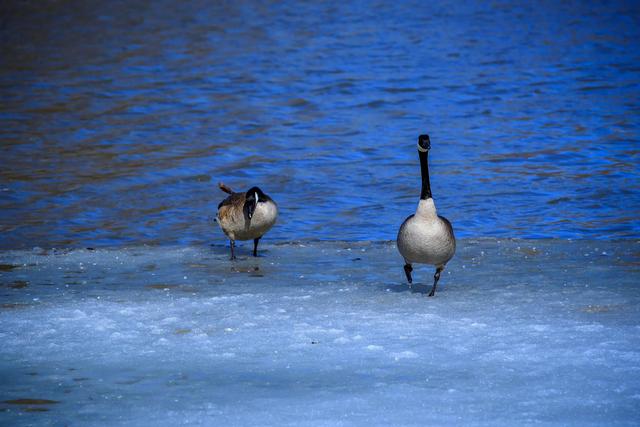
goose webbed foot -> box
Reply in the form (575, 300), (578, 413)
(428, 267), (443, 297)
(403, 263), (413, 285)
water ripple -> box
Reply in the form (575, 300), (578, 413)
(1, 0), (639, 248)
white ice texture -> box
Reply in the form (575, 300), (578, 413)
(1, 239), (639, 426)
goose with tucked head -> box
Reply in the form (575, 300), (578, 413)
(397, 134), (456, 296)
(216, 182), (278, 259)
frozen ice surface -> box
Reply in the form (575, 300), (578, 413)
(1, 239), (639, 426)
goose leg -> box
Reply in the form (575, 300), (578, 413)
(230, 240), (236, 260)
(253, 237), (261, 257)
(428, 267), (443, 297)
(403, 263), (413, 284)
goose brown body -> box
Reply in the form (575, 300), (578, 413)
(216, 183), (277, 259)
(397, 199), (455, 267)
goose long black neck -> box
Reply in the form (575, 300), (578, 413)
(419, 149), (432, 200)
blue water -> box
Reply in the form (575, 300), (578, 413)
(1, 0), (639, 248)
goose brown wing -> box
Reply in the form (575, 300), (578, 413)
(438, 215), (454, 238)
(217, 192), (245, 211)
(400, 214), (415, 230)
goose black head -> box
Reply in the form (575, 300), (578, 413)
(244, 186), (267, 220)
(418, 134), (431, 152)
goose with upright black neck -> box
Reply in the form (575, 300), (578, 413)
(397, 134), (456, 297)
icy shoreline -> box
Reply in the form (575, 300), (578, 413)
(1, 239), (639, 426)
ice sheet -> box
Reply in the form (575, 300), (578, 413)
(1, 239), (639, 426)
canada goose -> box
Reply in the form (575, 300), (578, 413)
(216, 182), (278, 260)
(397, 134), (456, 297)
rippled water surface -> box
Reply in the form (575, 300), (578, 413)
(1, 0), (639, 248)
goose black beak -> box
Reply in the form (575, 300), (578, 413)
(418, 134), (431, 151)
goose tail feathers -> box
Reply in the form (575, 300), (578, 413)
(218, 182), (234, 194)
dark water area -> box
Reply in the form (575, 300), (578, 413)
(1, 0), (639, 248)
